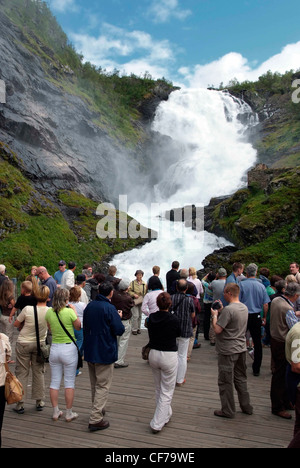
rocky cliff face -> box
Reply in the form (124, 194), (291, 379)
(0, 6), (174, 205)
(230, 76), (300, 168)
(0, 3), (169, 277)
(0, 9), (123, 202)
(199, 164), (300, 276)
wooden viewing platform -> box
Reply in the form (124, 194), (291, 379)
(2, 331), (293, 449)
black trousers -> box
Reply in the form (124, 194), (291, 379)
(247, 313), (263, 375)
(0, 386), (5, 449)
(270, 338), (290, 414)
(288, 388), (300, 448)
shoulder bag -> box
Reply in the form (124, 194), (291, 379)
(0, 338), (24, 405)
(55, 311), (83, 370)
(34, 305), (50, 364)
(132, 281), (145, 306)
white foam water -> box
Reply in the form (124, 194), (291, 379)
(112, 88), (258, 284)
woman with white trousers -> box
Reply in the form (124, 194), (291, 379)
(147, 292), (181, 434)
(46, 289), (81, 423)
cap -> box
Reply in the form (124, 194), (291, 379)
(218, 268), (227, 277)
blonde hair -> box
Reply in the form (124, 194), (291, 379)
(189, 267), (197, 279)
(35, 286), (50, 303)
(25, 275), (40, 297)
(286, 274), (297, 283)
(52, 289), (69, 313)
(21, 281), (33, 295)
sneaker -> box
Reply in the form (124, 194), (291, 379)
(36, 400), (45, 412)
(66, 412), (79, 423)
(13, 404), (25, 415)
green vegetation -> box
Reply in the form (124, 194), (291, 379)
(223, 70), (300, 167)
(0, 0), (174, 146)
(0, 143), (149, 279)
(208, 167), (300, 276)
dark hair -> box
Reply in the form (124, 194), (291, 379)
(207, 272), (216, 282)
(135, 270), (144, 277)
(68, 261), (76, 270)
(94, 273), (106, 284)
(76, 274), (86, 284)
(172, 261), (180, 270)
(187, 282), (196, 296)
(157, 292), (172, 311)
(99, 282), (113, 297)
(260, 267), (270, 278)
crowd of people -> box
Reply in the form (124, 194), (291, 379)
(0, 259), (300, 448)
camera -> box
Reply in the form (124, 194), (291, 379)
(212, 300), (222, 310)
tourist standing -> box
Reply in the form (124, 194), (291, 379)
(188, 267), (203, 299)
(142, 277), (164, 317)
(289, 262), (300, 284)
(0, 265), (7, 287)
(148, 266), (164, 291)
(171, 280), (195, 386)
(54, 261), (67, 287)
(148, 293), (181, 434)
(37, 267), (57, 307)
(111, 279), (135, 369)
(270, 282), (300, 419)
(46, 289), (81, 422)
(286, 321), (300, 448)
(201, 272), (216, 341)
(69, 286), (87, 358)
(128, 270), (147, 335)
(13, 286), (50, 414)
(61, 261), (76, 291)
(211, 283), (253, 419)
(83, 283), (125, 432)
(239, 263), (270, 376)
(166, 261), (180, 294)
(0, 280), (16, 345)
(0, 333), (11, 448)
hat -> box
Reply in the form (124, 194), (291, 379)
(58, 260), (66, 266)
(218, 268), (227, 277)
(135, 270), (144, 277)
(119, 278), (131, 291)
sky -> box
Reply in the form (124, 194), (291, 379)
(48, 0), (300, 88)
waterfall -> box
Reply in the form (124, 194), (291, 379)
(112, 88), (258, 282)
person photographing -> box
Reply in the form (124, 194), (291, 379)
(211, 283), (253, 419)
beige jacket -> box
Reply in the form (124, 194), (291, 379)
(0, 333), (11, 386)
(128, 280), (147, 299)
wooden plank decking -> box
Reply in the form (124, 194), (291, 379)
(2, 331), (293, 449)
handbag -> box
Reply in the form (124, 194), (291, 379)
(132, 281), (145, 306)
(141, 296), (187, 361)
(34, 305), (50, 364)
(142, 344), (151, 361)
(55, 311), (83, 370)
(0, 338), (24, 405)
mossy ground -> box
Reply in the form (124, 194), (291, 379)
(0, 146), (149, 280)
(208, 168), (300, 276)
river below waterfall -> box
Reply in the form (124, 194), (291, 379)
(112, 88), (258, 284)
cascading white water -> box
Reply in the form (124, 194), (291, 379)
(112, 88), (258, 283)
